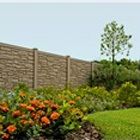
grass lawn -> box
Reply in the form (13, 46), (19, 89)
(85, 108), (140, 140)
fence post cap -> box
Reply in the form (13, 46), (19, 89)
(33, 48), (38, 50)
(66, 55), (70, 58)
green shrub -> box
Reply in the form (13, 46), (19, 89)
(92, 60), (140, 90)
(92, 61), (115, 90)
(117, 82), (138, 107)
(73, 86), (120, 113)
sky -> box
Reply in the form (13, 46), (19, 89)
(0, 3), (140, 61)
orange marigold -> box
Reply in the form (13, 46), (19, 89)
(20, 119), (28, 125)
(31, 112), (36, 118)
(50, 112), (60, 121)
(38, 103), (46, 109)
(0, 106), (9, 112)
(41, 116), (50, 125)
(19, 103), (27, 108)
(20, 114), (26, 119)
(2, 133), (10, 140)
(34, 114), (40, 120)
(6, 125), (17, 133)
(51, 104), (59, 110)
(12, 110), (21, 117)
(44, 100), (52, 105)
(30, 100), (40, 107)
(68, 100), (76, 105)
(26, 106), (35, 111)
(36, 110), (45, 116)
(28, 120), (34, 126)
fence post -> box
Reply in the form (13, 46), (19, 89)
(33, 48), (38, 89)
(66, 55), (70, 88)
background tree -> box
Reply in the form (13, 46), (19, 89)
(100, 21), (132, 87)
(101, 21), (132, 63)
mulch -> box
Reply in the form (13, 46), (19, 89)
(64, 121), (102, 140)
(29, 121), (102, 140)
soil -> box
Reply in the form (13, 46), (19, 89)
(64, 121), (102, 140)
(26, 122), (102, 140)
(29, 121), (102, 140)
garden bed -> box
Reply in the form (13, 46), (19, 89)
(29, 122), (102, 140)
(65, 121), (102, 140)
(0, 83), (140, 139)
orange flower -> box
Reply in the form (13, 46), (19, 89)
(20, 119), (34, 126)
(20, 119), (28, 125)
(12, 110), (21, 117)
(38, 103), (46, 109)
(41, 116), (50, 125)
(20, 114), (26, 119)
(19, 103), (27, 108)
(30, 100), (40, 107)
(34, 114), (40, 120)
(50, 112), (60, 121)
(51, 104), (59, 110)
(31, 112), (43, 120)
(36, 110), (45, 116)
(26, 106), (35, 111)
(6, 125), (17, 133)
(2, 133), (10, 140)
(31, 112), (36, 118)
(0, 106), (9, 112)
(44, 100), (52, 105)
(68, 100), (76, 105)
(28, 120), (34, 126)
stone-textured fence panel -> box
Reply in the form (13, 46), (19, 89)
(38, 51), (67, 88)
(70, 58), (91, 87)
(0, 43), (94, 89)
(0, 43), (34, 89)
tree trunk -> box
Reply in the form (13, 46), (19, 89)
(112, 42), (115, 88)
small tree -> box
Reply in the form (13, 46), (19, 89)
(100, 21), (132, 87)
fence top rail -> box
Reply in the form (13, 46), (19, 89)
(38, 50), (66, 59)
(0, 42), (33, 52)
(70, 57), (91, 63)
(0, 42), (93, 63)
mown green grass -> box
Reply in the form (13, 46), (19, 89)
(86, 108), (140, 140)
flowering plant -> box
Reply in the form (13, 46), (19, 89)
(0, 84), (84, 139)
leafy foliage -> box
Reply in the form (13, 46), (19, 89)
(117, 82), (140, 108)
(101, 21), (132, 62)
(0, 82), (140, 139)
(92, 59), (140, 90)
(100, 21), (132, 88)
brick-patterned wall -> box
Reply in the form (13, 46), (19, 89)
(0, 43), (93, 89)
